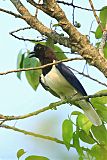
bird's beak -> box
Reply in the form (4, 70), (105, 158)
(28, 51), (35, 58)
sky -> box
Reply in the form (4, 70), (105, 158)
(0, 1), (107, 160)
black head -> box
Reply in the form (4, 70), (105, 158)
(29, 43), (57, 64)
(29, 44), (45, 59)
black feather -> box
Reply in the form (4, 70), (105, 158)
(56, 63), (87, 96)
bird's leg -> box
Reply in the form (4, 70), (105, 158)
(60, 95), (72, 105)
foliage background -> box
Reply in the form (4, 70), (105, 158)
(0, 0), (107, 160)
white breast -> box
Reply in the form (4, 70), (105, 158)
(42, 64), (77, 99)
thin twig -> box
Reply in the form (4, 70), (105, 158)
(9, 27), (46, 42)
(10, 27), (32, 33)
(0, 8), (24, 19)
(35, 0), (41, 17)
(0, 58), (84, 75)
(69, 67), (107, 87)
(72, 0), (75, 25)
(89, 20), (95, 41)
(0, 56), (106, 87)
(0, 124), (92, 151)
(3, 100), (63, 121)
(1, 124), (92, 150)
(57, 1), (101, 11)
(89, 0), (103, 31)
(10, 33), (46, 42)
(0, 124), (74, 147)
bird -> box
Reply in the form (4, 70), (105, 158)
(29, 43), (102, 126)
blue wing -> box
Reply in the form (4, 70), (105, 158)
(56, 63), (87, 96)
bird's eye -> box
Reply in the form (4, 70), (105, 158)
(37, 45), (41, 50)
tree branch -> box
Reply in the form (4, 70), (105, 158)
(1, 1), (107, 83)
(9, 27), (46, 42)
(0, 56), (106, 87)
(0, 124), (74, 147)
(0, 57), (83, 75)
(4, 0), (107, 77)
(0, 7), (23, 19)
(27, 0), (107, 77)
(10, 0), (79, 51)
(1, 92), (107, 122)
(0, 124), (87, 152)
(3, 100), (63, 121)
(69, 67), (107, 88)
(89, 0), (103, 31)
(57, 1), (101, 11)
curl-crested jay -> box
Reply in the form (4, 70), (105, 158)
(29, 43), (102, 126)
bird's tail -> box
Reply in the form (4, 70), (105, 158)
(79, 100), (102, 126)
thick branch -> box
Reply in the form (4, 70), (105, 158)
(10, 0), (78, 51)
(27, 0), (107, 77)
(8, 0), (107, 77)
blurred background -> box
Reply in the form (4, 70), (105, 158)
(0, 0), (107, 159)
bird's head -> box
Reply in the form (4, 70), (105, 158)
(29, 43), (57, 65)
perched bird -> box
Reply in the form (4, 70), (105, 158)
(29, 43), (102, 126)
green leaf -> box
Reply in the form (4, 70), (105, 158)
(17, 50), (24, 79)
(34, 42), (46, 45)
(95, 42), (100, 48)
(90, 144), (107, 160)
(73, 132), (84, 158)
(25, 155), (49, 160)
(53, 23), (60, 27)
(54, 45), (67, 60)
(97, 110), (107, 122)
(38, 42), (67, 60)
(77, 113), (92, 134)
(23, 56), (41, 90)
(91, 90), (107, 108)
(91, 90), (107, 122)
(62, 119), (73, 150)
(46, 37), (54, 49)
(90, 144), (102, 160)
(71, 111), (82, 116)
(95, 6), (107, 40)
(95, 25), (103, 39)
(95, 22), (105, 39)
(91, 124), (107, 145)
(17, 149), (26, 159)
(79, 130), (95, 144)
(100, 6), (107, 24)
